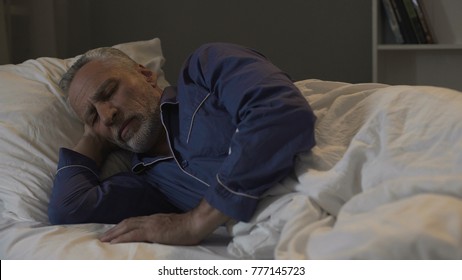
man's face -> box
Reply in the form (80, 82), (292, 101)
(68, 60), (163, 153)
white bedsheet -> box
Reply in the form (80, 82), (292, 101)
(1, 38), (461, 259)
(0, 200), (232, 259)
(228, 80), (462, 259)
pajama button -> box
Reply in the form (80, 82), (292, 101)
(181, 160), (189, 168)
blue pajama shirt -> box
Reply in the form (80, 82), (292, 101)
(48, 43), (316, 225)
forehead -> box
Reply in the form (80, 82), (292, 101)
(68, 60), (120, 117)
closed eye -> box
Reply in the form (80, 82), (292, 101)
(83, 78), (119, 125)
(92, 78), (120, 103)
(90, 111), (99, 125)
(84, 106), (98, 126)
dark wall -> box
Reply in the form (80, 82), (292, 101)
(68, 0), (373, 83)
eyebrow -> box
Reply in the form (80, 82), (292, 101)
(82, 78), (120, 124)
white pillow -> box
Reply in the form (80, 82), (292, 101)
(0, 38), (168, 223)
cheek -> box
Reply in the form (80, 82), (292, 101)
(115, 81), (158, 114)
(130, 89), (158, 111)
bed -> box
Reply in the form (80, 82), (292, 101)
(1, 38), (461, 259)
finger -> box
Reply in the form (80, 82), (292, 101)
(99, 219), (137, 242)
(109, 229), (145, 244)
(99, 226), (121, 242)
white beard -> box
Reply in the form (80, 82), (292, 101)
(111, 102), (163, 154)
(125, 112), (163, 153)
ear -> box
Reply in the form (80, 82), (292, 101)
(137, 64), (158, 87)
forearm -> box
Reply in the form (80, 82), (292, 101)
(49, 148), (179, 225)
(188, 199), (230, 242)
(49, 148), (101, 224)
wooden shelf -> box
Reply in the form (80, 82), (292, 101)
(377, 44), (462, 51)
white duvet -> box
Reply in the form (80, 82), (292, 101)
(229, 80), (462, 259)
(1, 38), (461, 259)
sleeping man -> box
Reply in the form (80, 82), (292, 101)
(48, 43), (316, 245)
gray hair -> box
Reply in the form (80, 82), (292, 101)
(59, 47), (138, 94)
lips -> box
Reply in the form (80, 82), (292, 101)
(118, 117), (136, 142)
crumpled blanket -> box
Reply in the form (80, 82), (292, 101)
(227, 79), (462, 259)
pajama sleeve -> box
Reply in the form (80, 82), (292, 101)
(180, 43), (316, 221)
(48, 148), (179, 224)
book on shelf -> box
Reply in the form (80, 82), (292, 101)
(410, 0), (434, 43)
(381, 0), (405, 44)
(380, 0), (434, 44)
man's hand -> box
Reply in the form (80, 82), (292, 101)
(73, 124), (118, 166)
(99, 200), (230, 245)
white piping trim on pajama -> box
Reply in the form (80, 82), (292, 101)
(160, 104), (211, 187)
(187, 92), (212, 143)
(131, 156), (174, 173)
(55, 165), (98, 177)
(216, 174), (259, 200)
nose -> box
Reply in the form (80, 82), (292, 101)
(95, 102), (117, 126)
